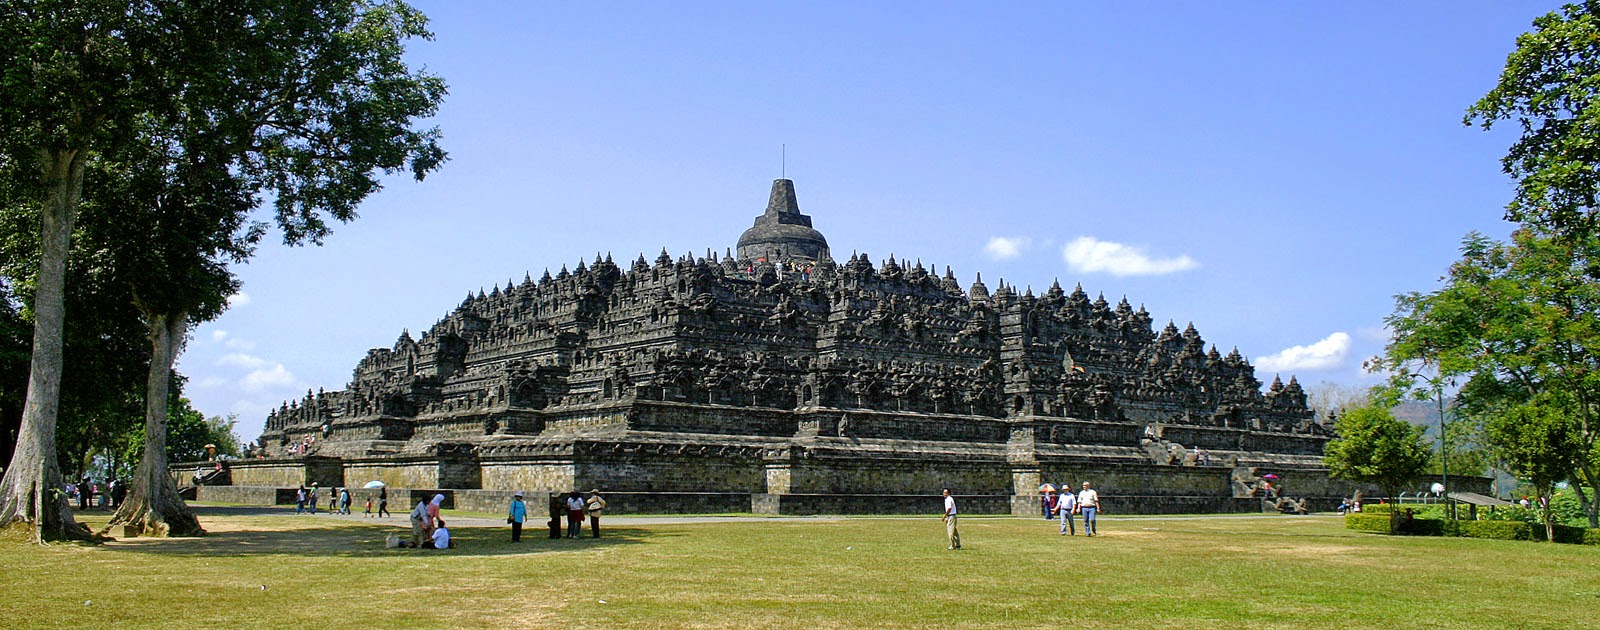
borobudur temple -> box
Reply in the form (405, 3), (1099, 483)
(213, 179), (1369, 515)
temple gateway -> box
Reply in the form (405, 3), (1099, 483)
(210, 180), (1368, 514)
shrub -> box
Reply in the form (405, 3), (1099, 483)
(1345, 513), (1394, 533)
(1456, 520), (1532, 541)
(1551, 524), (1589, 544)
(1585, 528), (1600, 546)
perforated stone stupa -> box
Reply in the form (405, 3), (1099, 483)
(238, 179), (1346, 514)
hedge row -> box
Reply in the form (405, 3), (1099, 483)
(1344, 514), (1600, 545)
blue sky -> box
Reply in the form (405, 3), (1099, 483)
(177, 1), (1561, 443)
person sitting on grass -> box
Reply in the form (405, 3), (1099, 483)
(426, 520), (451, 549)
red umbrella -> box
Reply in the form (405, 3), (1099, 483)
(1262, 473), (1279, 479)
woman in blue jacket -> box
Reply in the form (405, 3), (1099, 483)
(508, 492), (527, 542)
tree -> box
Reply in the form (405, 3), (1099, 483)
(0, 0), (445, 541)
(1469, 0), (1600, 240)
(1323, 400), (1433, 528)
(1484, 394), (1584, 541)
(0, 1), (166, 540)
(96, 1), (446, 538)
(1378, 230), (1600, 528)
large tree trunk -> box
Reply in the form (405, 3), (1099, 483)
(108, 311), (202, 537)
(0, 148), (92, 542)
(1578, 466), (1600, 529)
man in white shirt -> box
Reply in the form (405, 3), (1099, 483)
(942, 488), (961, 550)
(429, 523), (450, 549)
(1059, 488), (1078, 535)
(1078, 481), (1101, 537)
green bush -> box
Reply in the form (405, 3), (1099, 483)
(1398, 516), (1447, 536)
(1345, 514), (1394, 533)
(1548, 488), (1595, 527)
(1456, 520), (1532, 541)
(1586, 528), (1600, 546)
(1551, 524), (1590, 544)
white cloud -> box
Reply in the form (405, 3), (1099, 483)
(224, 337), (257, 351)
(984, 236), (1032, 261)
(1062, 236), (1198, 276)
(210, 329), (229, 342)
(194, 376), (228, 389)
(226, 292), (251, 308)
(240, 364), (301, 394)
(217, 353), (268, 369)
(1256, 332), (1352, 373)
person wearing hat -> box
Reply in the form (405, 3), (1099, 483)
(585, 489), (607, 539)
(507, 491), (527, 542)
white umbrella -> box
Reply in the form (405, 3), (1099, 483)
(363, 480), (386, 489)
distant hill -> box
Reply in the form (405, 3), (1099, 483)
(1391, 399), (1447, 436)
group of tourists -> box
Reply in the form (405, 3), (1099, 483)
(1039, 481), (1102, 536)
(503, 489), (606, 542)
(408, 494), (451, 549)
(364, 486), (391, 517)
(293, 483), (359, 515)
(67, 477), (125, 510)
(945, 481), (1103, 549)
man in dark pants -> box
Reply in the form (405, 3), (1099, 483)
(507, 492), (527, 542)
(548, 493), (564, 539)
(586, 489), (607, 538)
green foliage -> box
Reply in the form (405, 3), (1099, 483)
(1456, 519), (1535, 541)
(1324, 402), (1433, 499)
(1486, 395), (1583, 498)
(1468, 0), (1600, 238)
(1344, 513), (1394, 533)
(120, 392), (241, 467)
(1378, 228), (1600, 531)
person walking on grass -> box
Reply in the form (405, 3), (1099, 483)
(942, 488), (961, 550)
(378, 486), (391, 518)
(586, 489), (607, 538)
(1078, 481), (1101, 537)
(307, 483), (319, 514)
(1059, 487), (1078, 535)
(295, 485), (307, 514)
(508, 492), (527, 542)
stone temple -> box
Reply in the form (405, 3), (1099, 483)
(215, 180), (1359, 514)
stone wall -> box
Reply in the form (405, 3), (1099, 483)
(482, 461), (575, 492)
(755, 492), (1011, 515)
(225, 457), (342, 487)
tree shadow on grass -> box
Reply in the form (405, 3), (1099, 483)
(98, 506), (674, 558)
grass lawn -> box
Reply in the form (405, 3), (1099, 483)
(2, 507), (1597, 629)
